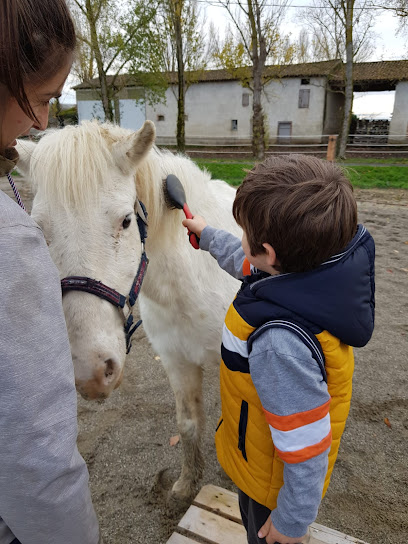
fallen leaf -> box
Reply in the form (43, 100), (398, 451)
(387, 269), (393, 273)
(404, 241), (408, 245)
(384, 417), (392, 429)
(154, 355), (161, 361)
(169, 434), (180, 447)
(401, 268), (408, 273)
(393, 250), (399, 253)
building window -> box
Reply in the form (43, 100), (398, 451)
(231, 119), (238, 131)
(157, 114), (165, 121)
(298, 89), (310, 109)
(242, 93), (250, 107)
(301, 78), (310, 85)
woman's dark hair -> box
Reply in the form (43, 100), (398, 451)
(0, 0), (76, 121)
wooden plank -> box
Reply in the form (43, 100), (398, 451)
(167, 533), (200, 544)
(192, 484), (242, 523)
(192, 485), (369, 544)
(167, 485), (370, 544)
(178, 504), (247, 544)
(310, 523), (368, 544)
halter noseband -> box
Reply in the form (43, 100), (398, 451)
(61, 200), (149, 354)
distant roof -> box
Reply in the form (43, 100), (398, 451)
(335, 60), (408, 91)
(73, 59), (408, 92)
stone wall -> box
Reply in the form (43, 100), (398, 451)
(351, 119), (390, 144)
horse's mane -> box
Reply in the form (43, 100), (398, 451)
(31, 120), (228, 241)
(134, 145), (213, 238)
(32, 121), (121, 209)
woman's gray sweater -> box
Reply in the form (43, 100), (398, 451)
(0, 178), (99, 544)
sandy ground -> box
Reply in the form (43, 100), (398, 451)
(3, 177), (408, 544)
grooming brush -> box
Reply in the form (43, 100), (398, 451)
(164, 174), (200, 250)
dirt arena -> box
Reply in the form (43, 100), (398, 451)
(4, 176), (408, 544)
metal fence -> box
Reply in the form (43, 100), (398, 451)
(184, 134), (408, 160)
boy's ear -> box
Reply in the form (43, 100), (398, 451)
(262, 243), (278, 267)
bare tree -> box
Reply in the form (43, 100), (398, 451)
(159, 0), (212, 152)
(381, 0), (408, 32)
(294, 29), (314, 64)
(299, 1), (377, 158)
(215, 0), (292, 160)
(299, 0), (376, 63)
(384, 0), (408, 18)
(69, 0), (164, 122)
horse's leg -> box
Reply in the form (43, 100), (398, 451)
(164, 359), (205, 500)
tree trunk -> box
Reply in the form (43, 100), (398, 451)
(248, 0), (265, 161)
(174, 0), (185, 153)
(252, 61), (265, 161)
(338, 0), (354, 159)
(55, 98), (65, 128)
(86, 0), (114, 122)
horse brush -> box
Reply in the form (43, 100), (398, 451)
(163, 174), (200, 250)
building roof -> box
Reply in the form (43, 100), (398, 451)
(332, 60), (408, 91)
(72, 59), (408, 92)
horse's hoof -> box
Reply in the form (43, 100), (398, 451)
(166, 484), (192, 517)
(151, 468), (173, 497)
(169, 478), (195, 502)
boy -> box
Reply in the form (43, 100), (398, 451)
(183, 155), (375, 544)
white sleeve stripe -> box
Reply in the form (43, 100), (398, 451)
(222, 323), (248, 357)
(269, 413), (331, 452)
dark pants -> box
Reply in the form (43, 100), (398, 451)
(238, 489), (271, 544)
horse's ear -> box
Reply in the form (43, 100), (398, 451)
(15, 139), (37, 178)
(113, 120), (156, 175)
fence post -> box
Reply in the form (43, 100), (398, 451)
(326, 135), (337, 162)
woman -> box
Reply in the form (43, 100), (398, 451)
(0, 1), (100, 543)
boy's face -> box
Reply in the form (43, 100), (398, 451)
(241, 232), (280, 275)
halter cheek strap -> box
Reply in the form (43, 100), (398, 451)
(61, 200), (149, 354)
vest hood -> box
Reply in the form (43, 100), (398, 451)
(247, 225), (375, 348)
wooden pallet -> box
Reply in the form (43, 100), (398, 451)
(167, 485), (369, 544)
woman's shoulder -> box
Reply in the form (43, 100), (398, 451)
(0, 189), (37, 230)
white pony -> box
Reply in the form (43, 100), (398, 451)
(17, 120), (241, 499)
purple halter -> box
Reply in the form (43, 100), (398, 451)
(7, 171), (148, 353)
(61, 200), (149, 354)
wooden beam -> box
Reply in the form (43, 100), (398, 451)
(167, 485), (369, 544)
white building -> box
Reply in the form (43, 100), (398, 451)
(73, 60), (408, 145)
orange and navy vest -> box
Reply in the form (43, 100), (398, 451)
(215, 264), (354, 511)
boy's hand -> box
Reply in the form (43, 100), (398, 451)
(258, 516), (307, 544)
(182, 215), (207, 238)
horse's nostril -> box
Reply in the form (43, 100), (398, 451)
(104, 358), (115, 378)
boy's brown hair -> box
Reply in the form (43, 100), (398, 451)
(233, 154), (357, 274)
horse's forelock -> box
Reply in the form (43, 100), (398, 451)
(32, 121), (212, 235)
(33, 121), (116, 209)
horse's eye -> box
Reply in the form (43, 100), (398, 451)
(122, 214), (132, 229)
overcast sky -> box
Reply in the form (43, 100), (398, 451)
(63, 1), (407, 119)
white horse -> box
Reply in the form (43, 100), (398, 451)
(17, 120), (241, 499)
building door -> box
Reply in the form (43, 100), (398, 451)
(278, 122), (292, 143)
